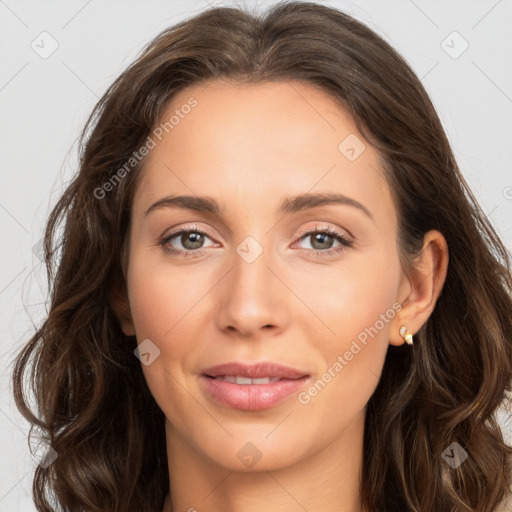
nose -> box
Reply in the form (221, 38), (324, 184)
(214, 241), (289, 339)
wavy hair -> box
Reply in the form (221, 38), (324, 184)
(12, 1), (512, 510)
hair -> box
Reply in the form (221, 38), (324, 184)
(12, 1), (512, 511)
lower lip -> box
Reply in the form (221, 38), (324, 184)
(199, 375), (310, 411)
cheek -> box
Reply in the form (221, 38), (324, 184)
(126, 247), (210, 340)
(126, 271), (202, 433)
(297, 248), (401, 410)
(297, 246), (401, 348)
(125, 252), (207, 401)
(296, 294), (396, 443)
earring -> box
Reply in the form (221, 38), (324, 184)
(399, 325), (413, 345)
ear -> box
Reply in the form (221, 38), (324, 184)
(389, 230), (449, 346)
(109, 273), (136, 337)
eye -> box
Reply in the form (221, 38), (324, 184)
(294, 225), (353, 257)
(159, 225), (217, 257)
(158, 223), (353, 258)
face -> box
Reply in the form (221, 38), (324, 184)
(122, 80), (407, 472)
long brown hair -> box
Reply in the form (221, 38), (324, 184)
(12, 2), (512, 510)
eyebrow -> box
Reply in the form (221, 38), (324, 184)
(144, 192), (373, 220)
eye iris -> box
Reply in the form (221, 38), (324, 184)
(182, 232), (204, 250)
(311, 233), (333, 250)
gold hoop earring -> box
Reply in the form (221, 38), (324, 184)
(399, 325), (413, 345)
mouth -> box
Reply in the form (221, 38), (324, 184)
(199, 362), (311, 410)
(201, 361), (309, 380)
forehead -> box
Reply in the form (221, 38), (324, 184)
(147, 79), (361, 162)
(132, 80), (394, 225)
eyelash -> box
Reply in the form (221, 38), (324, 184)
(158, 224), (353, 258)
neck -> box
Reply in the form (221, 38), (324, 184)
(162, 412), (367, 512)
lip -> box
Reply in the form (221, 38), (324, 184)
(200, 361), (310, 411)
(202, 361), (308, 380)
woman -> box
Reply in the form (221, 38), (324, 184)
(12, 2), (512, 511)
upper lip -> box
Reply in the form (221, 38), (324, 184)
(201, 362), (309, 380)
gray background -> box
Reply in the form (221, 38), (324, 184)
(1, 0), (511, 510)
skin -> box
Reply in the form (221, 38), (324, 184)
(113, 80), (449, 512)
